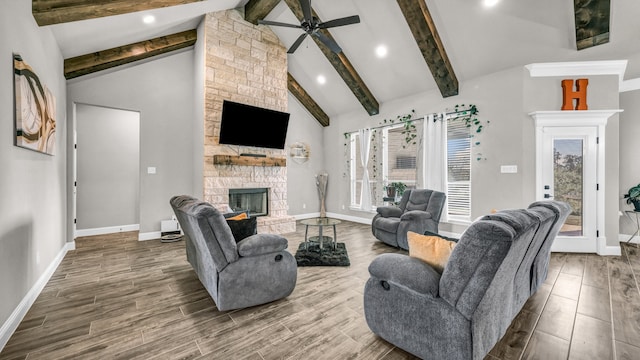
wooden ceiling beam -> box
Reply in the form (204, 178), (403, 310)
(32, 0), (203, 26)
(396, 0), (458, 98)
(288, 73), (330, 127)
(283, 0), (380, 116)
(244, 0), (281, 25)
(64, 30), (197, 80)
(574, 0), (610, 50)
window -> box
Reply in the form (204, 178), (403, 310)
(349, 125), (418, 210)
(446, 118), (471, 220)
(347, 112), (473, 221)
(349, 132), (376, 209)
(383, 126), (417, 193)
(396, 156), (416, 169)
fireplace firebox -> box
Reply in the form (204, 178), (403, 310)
(229, 188), (268, 217)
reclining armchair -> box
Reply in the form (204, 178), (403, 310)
(371, 189), (446, 250)
(170, 195), (297, 311)
(364, 201), (571, 360)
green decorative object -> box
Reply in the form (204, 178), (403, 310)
(624, 183), (640, 211)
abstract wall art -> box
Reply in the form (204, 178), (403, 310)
(13, 54), (56, 155)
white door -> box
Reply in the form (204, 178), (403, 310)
(539, 126), (598, 252)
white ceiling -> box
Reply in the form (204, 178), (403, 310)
(49, 0), (640, 117)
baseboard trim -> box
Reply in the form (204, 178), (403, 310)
(618, 233), (640, 244)
(0, 241), (75, 352)
(76, 224), (139, 238)
(326, 212), (373, 225)
(138, 231), (161, 241)
(292, 212), (321, 220)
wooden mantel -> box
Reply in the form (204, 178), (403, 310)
(213, 155), (286, 167)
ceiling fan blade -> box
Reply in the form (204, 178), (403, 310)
(288, 33), (308, 54)
(258, 20), (303, 29)
(312, 31), (342, 53)
(318, 15), (360, 29)
(299, 0), (312, 22)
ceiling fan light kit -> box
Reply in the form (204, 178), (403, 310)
(258, 0), (360, 54)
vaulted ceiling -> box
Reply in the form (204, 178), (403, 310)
(40, 0), (640, 125)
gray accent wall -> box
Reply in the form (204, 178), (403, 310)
(76, 104), (140, 230)
(0, 0), (67, 335)
(67, 50), (198, 235)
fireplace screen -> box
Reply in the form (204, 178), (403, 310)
(229, 188), (268, 217)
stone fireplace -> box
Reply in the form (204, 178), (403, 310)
(202, 9), (295, 234)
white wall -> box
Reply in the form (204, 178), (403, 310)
(0, 0), (67, 343)
(76, 104), (140, 230)
(619, 89), (640, 235)
(321, 64), (626, 246)
(67, 50), (198, 236)
(285, 93), (326, 216)
(322, 66), (527, 234)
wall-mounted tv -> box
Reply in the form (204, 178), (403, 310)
(219, 100), (290, 150)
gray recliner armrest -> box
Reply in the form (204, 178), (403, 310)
(237, 234), (288, 257)
(368, 253), (441, 297)
(376, 206), (403, 218)
(400, 210), (433, 221)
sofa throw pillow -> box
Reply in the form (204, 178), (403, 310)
(226, 212), (248, 221)
(407, 231), (457, 273)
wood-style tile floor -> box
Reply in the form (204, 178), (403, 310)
(1, 222), (639, 359)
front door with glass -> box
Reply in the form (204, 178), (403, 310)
(539, 126), (597, 252)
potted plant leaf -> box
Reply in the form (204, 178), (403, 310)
(391, 182), (407, 197)
(624, 183), (640, 212)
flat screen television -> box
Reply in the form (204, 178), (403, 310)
(219, 100), (290, 150)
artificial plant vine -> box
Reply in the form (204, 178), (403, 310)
(381, 109), (417, 148)
(450, 104), (489, 161)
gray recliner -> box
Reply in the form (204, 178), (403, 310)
(170, 195), (297, 311)
(363, 201), (571, 360)
(371, 189), (446, 250)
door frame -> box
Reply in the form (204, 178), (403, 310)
(531, 110), (621, 255)
(539, 126), (597, 252)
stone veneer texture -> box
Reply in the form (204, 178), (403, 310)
(203, 9), (294, 234)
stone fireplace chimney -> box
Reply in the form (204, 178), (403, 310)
(202, 9), (295, 234)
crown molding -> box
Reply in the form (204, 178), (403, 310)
(525, 60), (629, 92)
(525, 60), (627, 78)
(528, 109), (623, 126)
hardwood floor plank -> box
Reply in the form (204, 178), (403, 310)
(568, 313), (613, 360)
(561, 254), (586, 276)
(489, 310), (539, 360)
(609, 256), (640, 303)
(611, 299), (640, 346)
(614, 340), (640, 360)
(583, 254), (609, 289)
(577, 284), (611, 322)
(535, 294), (578, 341)
(551, 272), (582, 300)
(521, 330), (570, 360)
(523, 283), (552, 315)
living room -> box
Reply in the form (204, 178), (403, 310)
(1, 0), (640, 358)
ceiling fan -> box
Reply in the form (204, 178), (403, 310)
(258, 0), (360, 54)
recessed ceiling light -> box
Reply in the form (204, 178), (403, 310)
(317, 75), (326, 85)
(143, 15), (156, 24)
(483, 0), (499, 7)
(375, 45), (388, 58)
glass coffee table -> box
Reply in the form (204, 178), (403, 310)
(300, 217), (341, 250)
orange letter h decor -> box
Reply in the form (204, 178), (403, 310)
(561, 78), (589, 110)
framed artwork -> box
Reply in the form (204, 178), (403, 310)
(13, 54), (56, 155)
